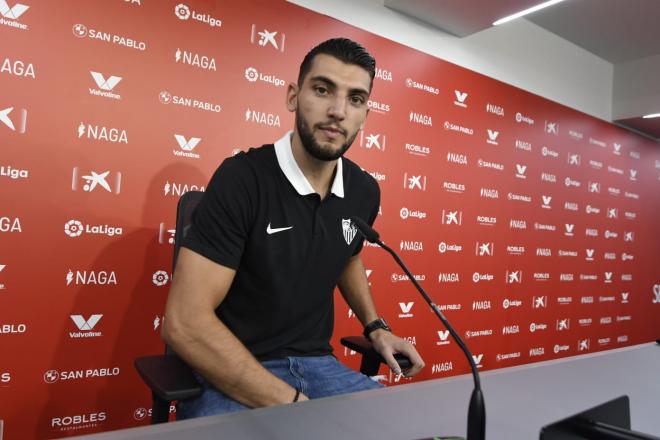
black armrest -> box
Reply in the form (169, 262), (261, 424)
(134, 355), (203, 402)
(340, 336), (412, 376)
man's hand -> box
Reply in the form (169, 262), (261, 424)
(369, 329), (424, 377)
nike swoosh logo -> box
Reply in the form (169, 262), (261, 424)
(266, 223), (293, 235)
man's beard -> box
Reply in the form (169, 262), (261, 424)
(296, 112), (358, 161)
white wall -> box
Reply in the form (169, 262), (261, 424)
(613, 54), (660, 120)
(288, 0), (614, 121)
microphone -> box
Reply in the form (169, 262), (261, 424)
(351, 216), (486, 440)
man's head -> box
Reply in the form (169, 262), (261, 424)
(288, 38), (376, 162)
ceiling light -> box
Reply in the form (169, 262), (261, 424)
(493, 0), (567, 26)
(642, 113), (660, 119)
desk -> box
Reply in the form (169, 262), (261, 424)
(74, 343), (660, 440)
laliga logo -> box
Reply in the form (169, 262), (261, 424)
(152, 270), (169, 287)
(174, 3), (190, 20)
(244, 67), (258, 82)
(64, 220), (84, 237)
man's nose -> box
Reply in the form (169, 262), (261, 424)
(327, 95), (347, 120)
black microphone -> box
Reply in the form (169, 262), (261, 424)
(351, 216), (486, 440)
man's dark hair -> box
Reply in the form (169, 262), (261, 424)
(297, 38), (376, 90)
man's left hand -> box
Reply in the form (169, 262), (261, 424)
(369, 329), (425, 377)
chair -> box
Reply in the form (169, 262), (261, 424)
(134, 191), (410, 424)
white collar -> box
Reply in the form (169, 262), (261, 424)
(273, 130), (345, 198)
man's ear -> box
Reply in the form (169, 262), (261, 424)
(286, 82), (299, 112)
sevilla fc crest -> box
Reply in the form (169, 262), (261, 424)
(342, 218), (357, 245)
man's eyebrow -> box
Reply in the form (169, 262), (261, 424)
(310, 75), (370, 96)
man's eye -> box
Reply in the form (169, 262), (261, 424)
(351, 96), (365, 104)
(315, 87), (328, 95)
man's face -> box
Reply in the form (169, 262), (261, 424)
(288, 54), (371, 161)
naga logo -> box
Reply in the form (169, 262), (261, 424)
(453, 90), (468, 108)
(399, 241), (423, 252)
(446, 151), (468, 165)
(405, 77), (438, 94)
(506, 270), (522, 284)
(78, 122), (128, 144)
(71, 168), (121, 194)
(0, 105), (28, 133)
(398, 302), (414, 318)
(158, 90), (221, 113)
(564, 224), (574, 236)
(72, 23), (146, 51)
(403, 173), (426, 191)
(0, 0), (29, 30)
(475, 242), (493, 256)
(409, 111), (432, 126)
(174, 3), (221, 28)
(502, 325), (519, 335)
(375, 67), (392, 82)
(480, 187), (498, 199)
(509, 219), (526, 230)
(152, 270), (169, 287)
(568, 153), (581, 166)
(399, 207), (426, 220)
(485, 103), (504, 116)
(536, 248), (551, 257)
(544, 121), (558, 135)
(441, 210), (462, 225)
(1, 56), (35, 79)
(64, 219), (122, 238)
(515, 112), (534, 125)
(244, 67), (285, 87)
(515, 164), (527, 179)
(69, 314), (103, 338)
(541, 195), (552, 209)
(442, 181), (465, 194)
(175, 48), (216, 71)
(250, 25), (285, 52)
(360, 132), (386, 150)
(245, 108), (281, 127)
(541, 172), (557, 183)
(173, 134), (201, 159)
(431, 362), (453, 373)
(66, 270), (117, 286)
(515, 140), (532, 151)
(404, 142), (431, 157)
(486, 129), (499, 145)
(529, 347), (545, 357)
(163, 181), (205, 197)
(438, 273), (460, 283)
(89, 71), (122, 100)
(556, 318), (570, 331)
(532, 295), (548, 309)
(472, 300), (491, 311)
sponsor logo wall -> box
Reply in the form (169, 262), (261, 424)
(0, 0), (658, 438)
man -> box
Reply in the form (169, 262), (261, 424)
(162, 38), (424, 418)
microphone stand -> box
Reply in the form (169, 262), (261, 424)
(352, 217), (485, 440)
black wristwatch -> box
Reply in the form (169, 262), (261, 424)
(363, 318), (391, 341)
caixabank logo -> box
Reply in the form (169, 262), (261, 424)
(0, 105), (28, 134)
(71, 167), (121, 194)
(250, 25), (285, 52)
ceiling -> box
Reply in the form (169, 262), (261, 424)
(384, 0), (660, 140)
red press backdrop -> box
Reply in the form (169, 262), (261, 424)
(0, 0), (659, 438)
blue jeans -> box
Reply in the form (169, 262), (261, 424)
(177, 355), (383, 419)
